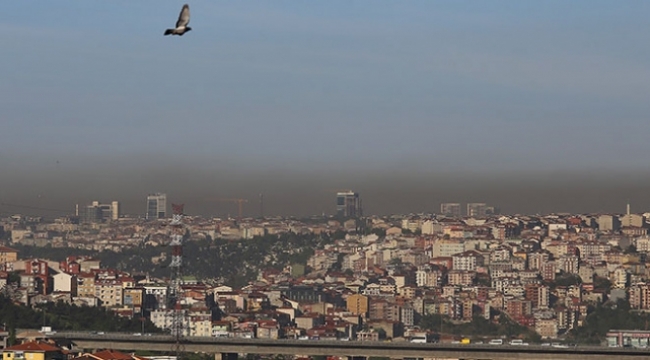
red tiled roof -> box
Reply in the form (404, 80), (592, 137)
(74, 356), (95, 360)
(4, 341), (61, 352)
(87, 349), (138, 360)
(0, 246), (18, 253)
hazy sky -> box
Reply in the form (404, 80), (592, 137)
(2, 1), (650, 217)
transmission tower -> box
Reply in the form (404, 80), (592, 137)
(167, 203), (186, 357)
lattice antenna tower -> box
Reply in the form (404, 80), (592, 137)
(167, 203), (186, 357)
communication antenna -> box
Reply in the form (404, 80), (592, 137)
(167, 204), (186, 357)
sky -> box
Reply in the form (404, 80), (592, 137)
(1, 1), (650, 217)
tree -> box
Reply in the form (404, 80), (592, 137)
(593, 275), (612, 292)
(13, 231), (335, 287)
(373, 327), (387, 339)
(0, 295), (162, 333)
(7, 272), (20, 285)
(419, 314), (446, 333)
(625, 245), (638, 254)
(553, 273), (582, 287)
(566, 299), (650, 345)
(329, 253), (345, 272)
(8, 324), (16, 346)
(370, 228), (386, 237)
(420, 313), (540, 341)
(523, 332), (542, 344)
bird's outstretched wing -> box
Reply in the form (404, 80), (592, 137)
(176, 4), (190, 28)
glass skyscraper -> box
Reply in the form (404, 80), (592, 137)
(336, 191), (362, 218)
(146, 193), (167, 220)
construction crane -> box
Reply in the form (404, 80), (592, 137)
(206, 198), (249, 220)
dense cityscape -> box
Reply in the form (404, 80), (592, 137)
(5, 1), (650, 359)
(2, 191), (650, 360)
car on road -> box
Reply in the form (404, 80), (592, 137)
(509, 339), (529, 346)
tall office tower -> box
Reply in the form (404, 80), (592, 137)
(146, 193), (167, 220)
(80, 205), (103, 224)
(80, 200), (120, 223)
(336, 191), (362, 218)
(467, 203), (487, 218)
(440, 203), (461, 218)
(111, 201), (120, 220)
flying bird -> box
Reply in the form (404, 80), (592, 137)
(164, 4), (192, 36)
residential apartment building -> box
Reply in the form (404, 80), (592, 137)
(630, 283), (650, 310)
(52, 272), (76, 295)
(452, 251), (485, 271)
(0, 247), (18, 270)
(447, 270), (475, 286)
(95, 279), (124, 307)
(346, 294), (369, 316)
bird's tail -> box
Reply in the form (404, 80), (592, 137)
(164, 29), (174, 36)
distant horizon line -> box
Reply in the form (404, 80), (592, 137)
(4, 208), (650, 220)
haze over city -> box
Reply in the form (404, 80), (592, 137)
(2, 1), (650, 216)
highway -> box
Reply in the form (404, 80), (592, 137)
(51, 331), (650, 360)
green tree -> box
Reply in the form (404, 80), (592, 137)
(567, 299), (650, 345)
(625, 245), (638, 254)
(593, 276), (612, 292)
(8, 324), (16, 346)
(7, 272), (20, 285)
(370, 228), (386, 237)
(0, 295), (162, 333)
(419, 314), (446, 333)
(14, 231), (336, 287)
(553, 273), (582, 287)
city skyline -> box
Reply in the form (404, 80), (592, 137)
(2, 175), (650, 219)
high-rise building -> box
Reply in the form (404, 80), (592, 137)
(80, 205), (102, 224)
(79, 200), (120, 223)
(147, 193), (167, 220)
(467, 203), (487, 218)
(111, 201), (120, 220)
(440, 203), (461, 218)
(336, 191), (362, 218)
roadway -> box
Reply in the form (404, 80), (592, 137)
(51, 331), (650, 360)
